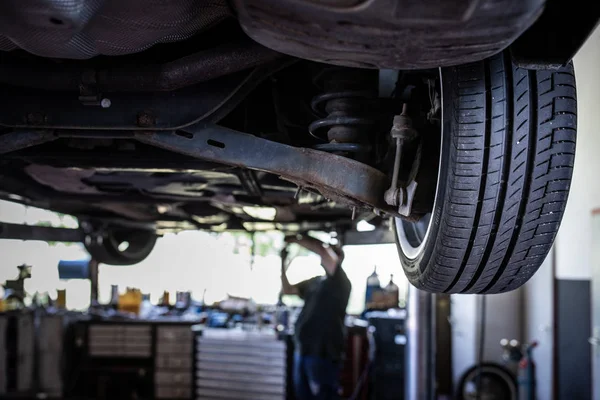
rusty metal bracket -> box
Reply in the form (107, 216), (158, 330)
(134, 124), (398, 216)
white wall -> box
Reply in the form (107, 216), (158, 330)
(555, 26), (600, 280)
(451, 295), (479, 385)
(523, 250), (554, 400)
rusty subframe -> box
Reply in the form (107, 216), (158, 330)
(0, 124), (397, 216)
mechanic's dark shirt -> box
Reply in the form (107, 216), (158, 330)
(294, 265), (351, 362)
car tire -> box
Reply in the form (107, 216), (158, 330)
(84, 227), (157, 266)
(395, 52), (576, 294)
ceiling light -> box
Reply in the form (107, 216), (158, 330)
(242, 206), (277, 221)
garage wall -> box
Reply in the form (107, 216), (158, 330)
(451, 290), (523, 386)
(523, 251), (554, 400)
(555, 26), (600, 280)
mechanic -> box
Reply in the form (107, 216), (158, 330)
(281, 234), (352, 400)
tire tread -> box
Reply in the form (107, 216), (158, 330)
(405, 52), (576, 294)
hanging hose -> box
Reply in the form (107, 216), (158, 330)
(347, 361), (372, 400)
(347, 324), (377, 400)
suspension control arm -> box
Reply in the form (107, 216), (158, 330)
(135, 124), (398, 216)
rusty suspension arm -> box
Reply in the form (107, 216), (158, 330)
(134, 124), (398, 216)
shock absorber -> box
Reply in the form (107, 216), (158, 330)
(308, 70), (375, 155)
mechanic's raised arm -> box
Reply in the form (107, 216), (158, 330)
(285, 234), (341, 276)
(280, 247), (299, 296)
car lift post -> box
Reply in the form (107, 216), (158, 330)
(406, 286), (435, 400)
(89, 259), (99, 304)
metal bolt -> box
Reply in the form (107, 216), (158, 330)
(100, 98), (111, 108)
(373, 209), (384, 217)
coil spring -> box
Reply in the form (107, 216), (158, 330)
(308, 90), (374, 154)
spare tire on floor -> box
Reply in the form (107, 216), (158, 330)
(395, 51), (576, 294)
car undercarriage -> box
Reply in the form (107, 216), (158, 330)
(0, 0), (597, 293)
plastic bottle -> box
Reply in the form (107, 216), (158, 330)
(118, 288), (142, 315)
(160, 290), (171, 307)
(109, 285), (119, 309)
(139, 293), (153, 319)
(365, 266), (381, 309)
(56, 289), (67, 309)
(385, 274), (400, 309)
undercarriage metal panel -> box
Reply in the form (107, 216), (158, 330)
(235, 0), (544, 69)
(0, 67), (280, 130)
(0, 40), (283, 93)
(510, 0), (600, 68)
(0, 0), (231, 59)
(134, 124), (396, 216)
